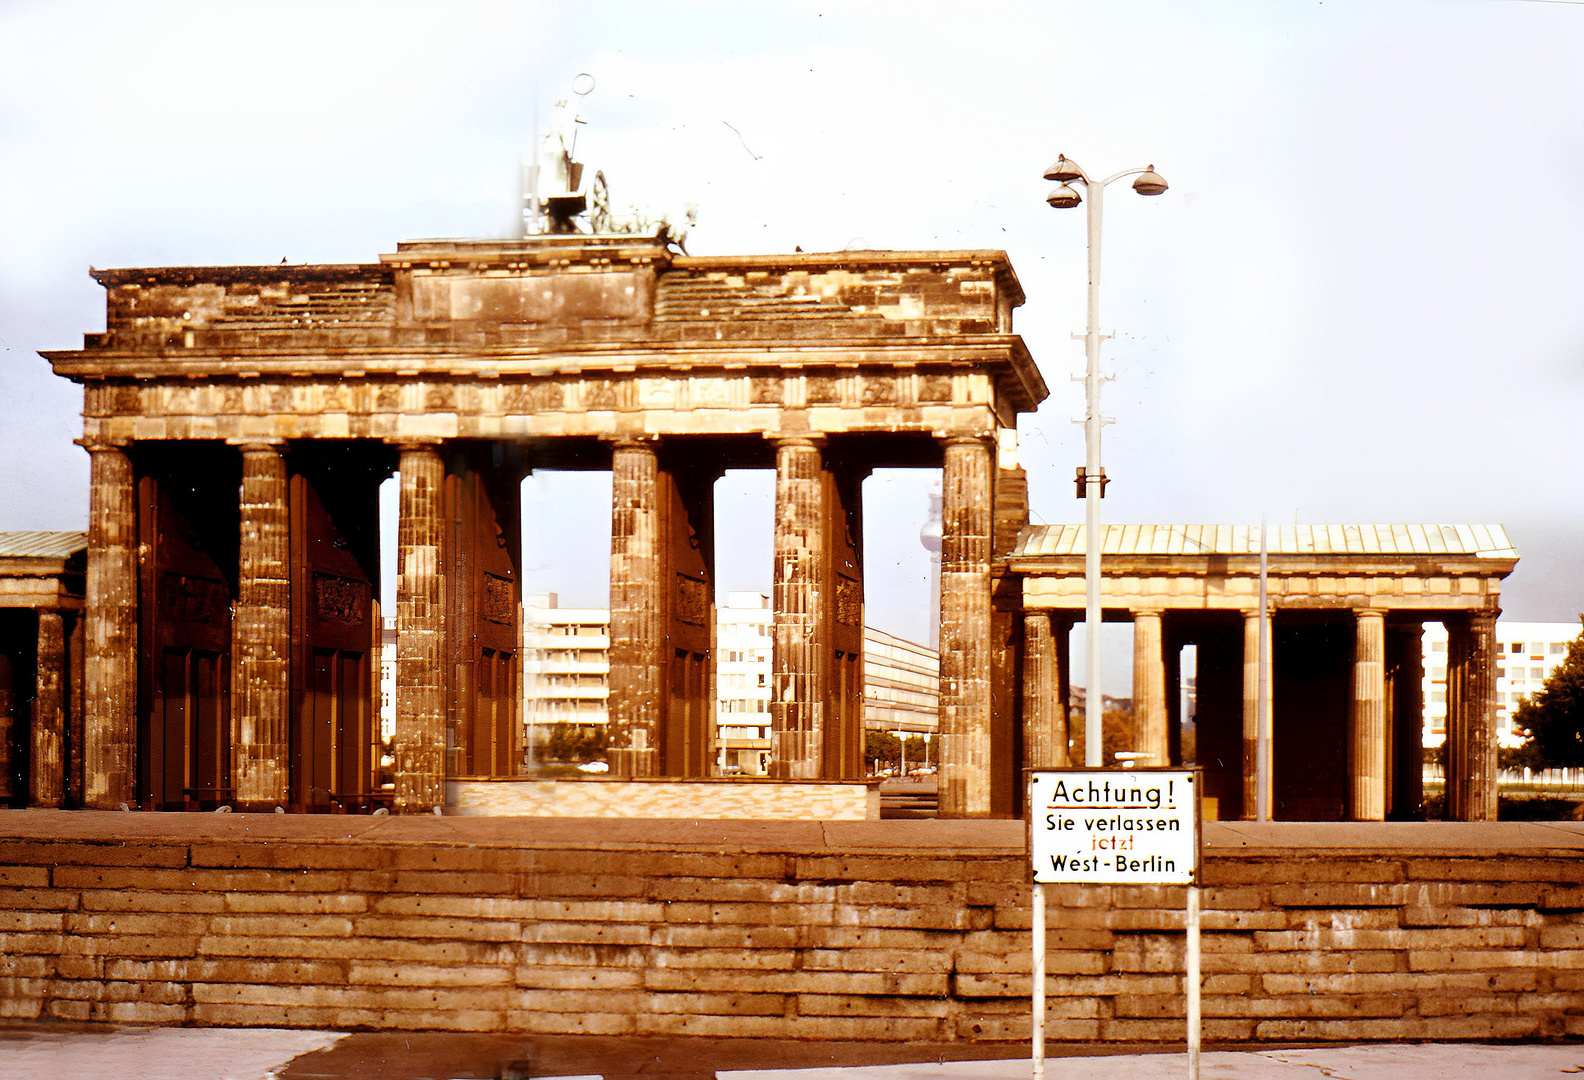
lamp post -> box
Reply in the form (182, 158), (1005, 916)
(1043, 155), (1168, 767)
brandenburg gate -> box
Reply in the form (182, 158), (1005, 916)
(44, 235), (1046, 818)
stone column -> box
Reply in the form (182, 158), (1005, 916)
(939, 437), (994, 816)
(1395, 624), (1426, 818)
(770, 438), (828, 779)
(1023, 611), (1066, 768)
(395, 445), (447, 813)
(0, 654), (11, 801)
(1241, 611), (1258, 820)
(1448, 611), (1499, 821)
(232, 443), (291, 807)
(1132, 610), (1167, 766)
(1240, 609), (1273, 820)
(83, 444), (138, 809)
(1349, 609), (1387, 821)
(67, 615), (84, 807)
(608, 440), (662, 778)
(29, 611), (66, 807)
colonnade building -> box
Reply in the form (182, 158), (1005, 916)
(1012, 524), (1514, 821)
(35, 234), (1514, 820)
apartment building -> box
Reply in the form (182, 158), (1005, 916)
(520, 590), (941, 775)
(521, 594), (612, 762)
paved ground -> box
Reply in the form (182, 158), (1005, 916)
(6, 1028), (1584, 1080)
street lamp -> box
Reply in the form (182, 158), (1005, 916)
(1043, 155), (1168, 767)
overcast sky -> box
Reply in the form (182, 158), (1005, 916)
(3, 1), (1581, 680)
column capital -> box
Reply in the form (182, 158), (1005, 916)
(230, 439), (288, 454)
(770, 434), (825, 450)
(606, 435), (659, 452)
(1354, 608), (1387, 622)
(940, 434), (994, 449)
(1132, 608), (1164, 620)
(75, 438), (129, 453)
(386, 438), (443, 453)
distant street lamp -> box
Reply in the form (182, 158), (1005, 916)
(1043, 155), (1168, 767)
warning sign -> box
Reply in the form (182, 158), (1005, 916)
(1030, 769), (1200, 885)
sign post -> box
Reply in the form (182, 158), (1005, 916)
(1028, 768), (1203, 1080)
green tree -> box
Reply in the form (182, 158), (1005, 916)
(543, 723), (605, 763)
(1512, 624), (1584, 767)
(1067, 708), (1136, 766)
(865, 730), (900, 774)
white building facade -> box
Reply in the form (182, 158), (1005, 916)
(519, 590), (941, 776)
(716, 592), (774, 774)
(521, 594), (612, 761)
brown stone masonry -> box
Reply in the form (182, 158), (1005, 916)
(29, 612), (66, 808)
(3, 813), (1580, 1041)
(607, 441), (663, 779)
(939, 438), (993, 817)
(83, 447), (137, 810)
(233, 445), (291, 807)
(395, 446), (446, 813)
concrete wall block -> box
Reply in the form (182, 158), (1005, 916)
(796, 993), (952, 1019)
(649, 924), (803, 949)
(350, 916), (520, 941)
(514, 965), (646, 990)
(505, 1009), (637, 1035)
(346, 962), (515, 987)
(1407, 858), (1584, 883)
(344, 870), (521, 895)
(1202, 950), (1402, 975)
(803, 948), (954, 974)
(522, 921), (652, 946)
(651, 879), (836, 904)
(8, 842), (190, 870)
(1407, 949), (1548, 971)
(0, 866), (55, 886)
(646, 948), (800, 971)
(1268, 883), (1411, 907)
(1402, 905), (1543, 927)
(79, 889), (226, 913)
(1203, 859), (1405, 886)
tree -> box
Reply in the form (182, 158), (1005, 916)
(543, 723), (605, 763)
(1512, 623), (1584, 767)
(1067, 708), (1136, 766)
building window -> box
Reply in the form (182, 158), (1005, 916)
(1431, 691), (1446, 704)
(1512, 643), (1524, 654)
(1533, 667), (1546, 680)
(1431, 641), (1446, 653)
(1552, 642), (1566, 655)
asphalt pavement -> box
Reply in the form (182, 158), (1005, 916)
(6, 1027), (1584, 1080)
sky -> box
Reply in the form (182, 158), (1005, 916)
(3, 0), (1581, 692)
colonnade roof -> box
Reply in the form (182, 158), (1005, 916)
(0, 532), (89, 559)
(1010, 523), (1516, 560)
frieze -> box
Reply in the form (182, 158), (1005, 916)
(806, 376), (841, 405)
(836, 574), (861, 627)
(314, 572), (370, 626)
(919, 375), (952, 402)
(676, 574), (709, 627)
(158, 572), (229, 623)
(483, 573), (516, 625)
